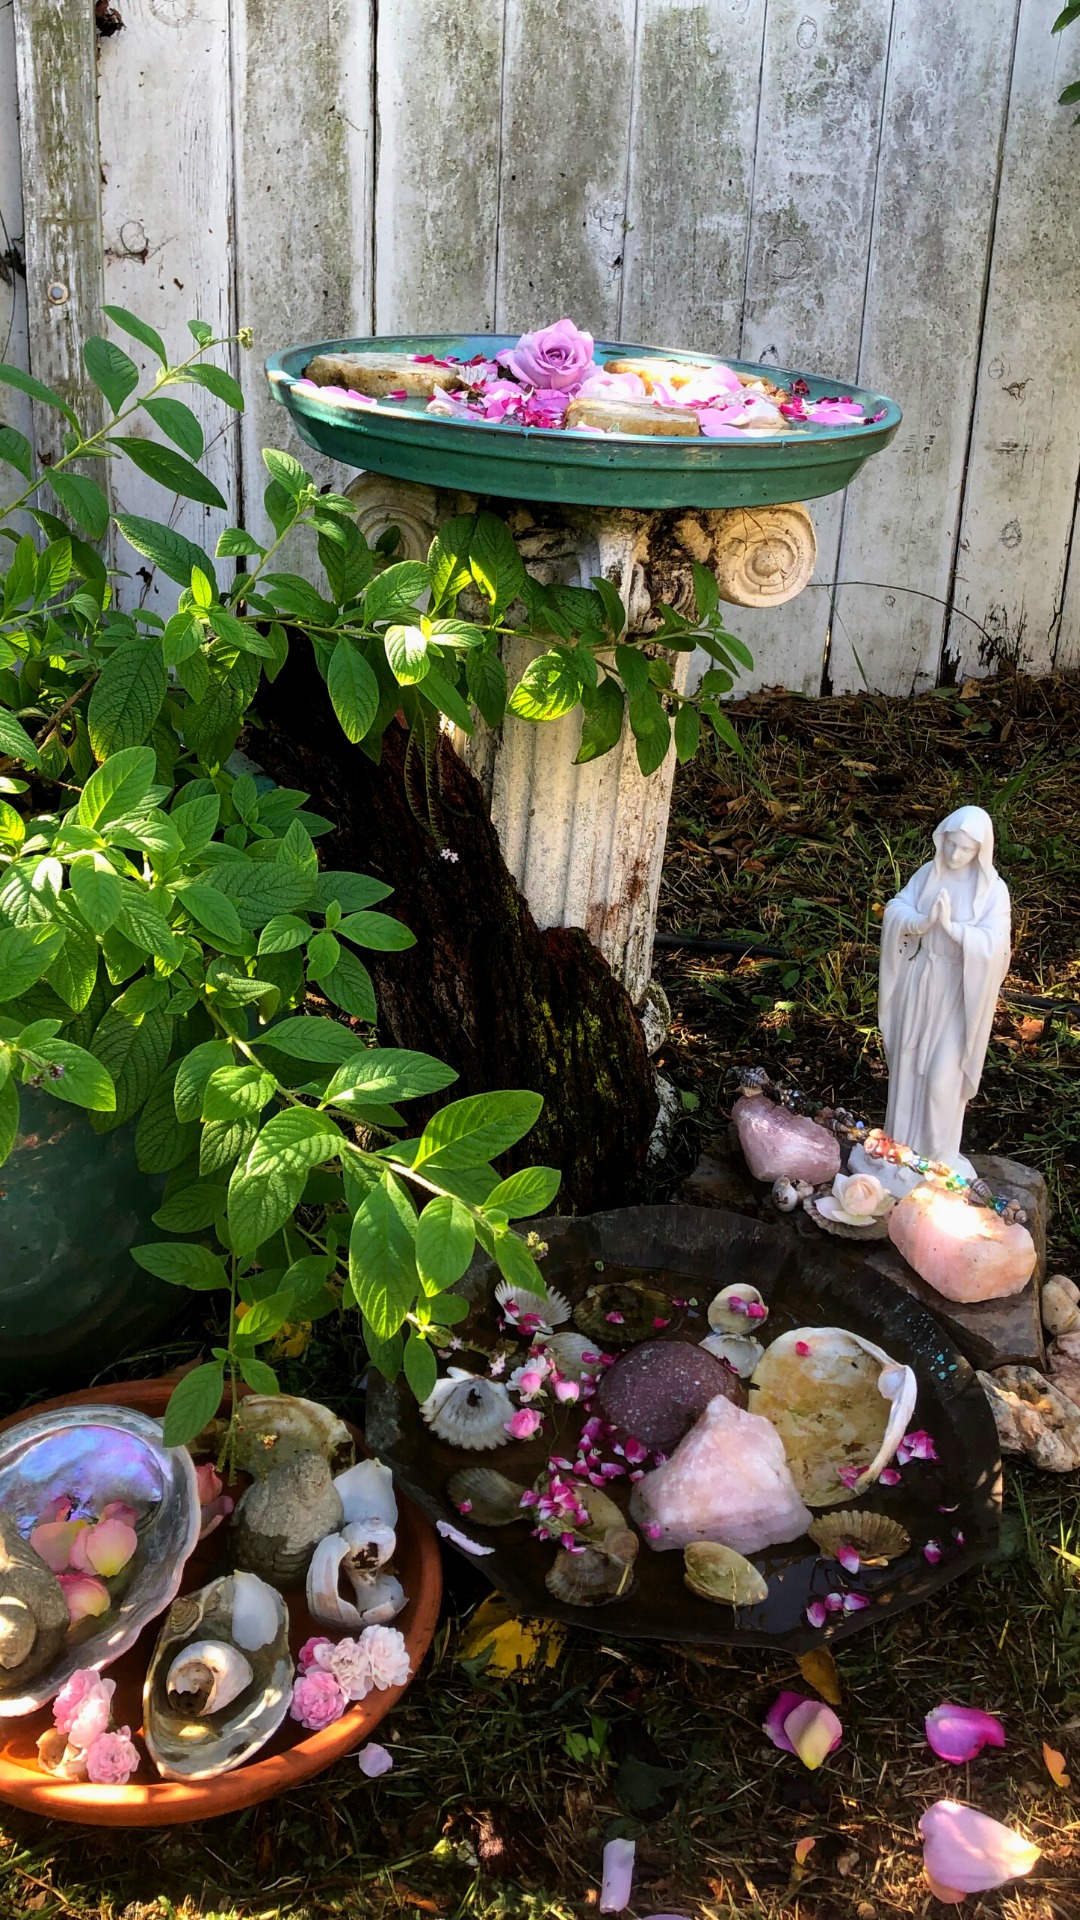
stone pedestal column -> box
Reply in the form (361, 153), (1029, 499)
(346, 475), (817, 1004)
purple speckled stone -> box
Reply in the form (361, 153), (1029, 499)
(595, 1341), (747, 1454)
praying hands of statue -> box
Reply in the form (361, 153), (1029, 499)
(915, 890), (958, 941)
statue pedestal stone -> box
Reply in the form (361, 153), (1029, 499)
(346, 475), (817, 1005)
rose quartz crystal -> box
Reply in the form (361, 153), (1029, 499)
(887, 1184), (1036, 1302)
(733, 1095), (840, 1185)
(628, 1393), (812, 1554)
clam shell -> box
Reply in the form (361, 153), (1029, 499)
(708, 1285), (769, 1335)
(808, 1509), (911, 1565)
(494, 1280), (571, 1331)
(230, 1453), (343, 1587)
(166, 1640), (253, 1716)
(334, 1458), (398, 1528)
(683, 1541), (768, 1607)
(573, 1281), (672, 1349)
(143, 1574), (291, 1780)
(306, 1523), (406, 1629)
(0, 1404), (200, 1718)
(447, 1468), (528, 1527)
(749, 1327), (918, 1508)
(228, 1395), (355, 1480)
(420, 1370), (514, 1450)
(544, 1527), (639, 1608)
(699, 1331), (765, 1377)
(539, 1332), (604, 1380)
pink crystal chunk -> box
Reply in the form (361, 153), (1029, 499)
(628, 1393), (812, 1554)
(732, 1096), (840, 1185)
(887, 1184), (1036, 1302)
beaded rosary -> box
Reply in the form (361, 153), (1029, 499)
(729, 1066), (1028, 1227)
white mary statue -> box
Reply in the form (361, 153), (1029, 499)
(852, 805), (1011, 1196)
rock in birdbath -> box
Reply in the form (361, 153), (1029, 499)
(1046, 1330), (1080, 1412)
(976, 1365), (1080, 1472)
(1041, 1274), (1080, 1338)
(887, 1183), (1036, 1303)
(732, 1095), (840, 1186)
(628, 1392), (812, 1555)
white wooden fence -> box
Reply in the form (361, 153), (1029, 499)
(3, 0), (1080, 696)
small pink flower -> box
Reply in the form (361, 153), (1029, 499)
(897, 1428), (939, 1465)
(518, 1369), (545, 1398)
(836, 1466), (863, 1490)
(575, 370), (647, 402)
(290, 1670), (347, 1731)
(297, 1635), (334, 1674)
(323, 1636), (375, 1702)
(357, 1742), (394, 1778)
(65, 1676), (116, 1750)
(84, 1727), (140, 1786)
(361, 1625), (411, 1692)
(505, 1407), (543, 1440)
(554, 1379), (580, 1403)
(924, 1540), (943, 1565)
(53, 1669), (105, 1736)
(925, 1704), (1006, 1765)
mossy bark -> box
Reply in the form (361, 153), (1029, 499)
(253, 658), (657, 1212)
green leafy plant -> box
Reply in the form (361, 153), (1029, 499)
(1056, 2), (1080, 117)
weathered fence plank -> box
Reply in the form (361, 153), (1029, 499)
(945, 0), (1080, 681)
(829, 0), (1021, 695)
(0, 6), (32, 468)
(96, 1), (238, 604)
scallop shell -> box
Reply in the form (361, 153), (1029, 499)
(143, 1573), (291, 1781)
(749, 1327), (918, 1508)
(707, 1285), (768, 1335)
(683, 1541), (768, 1607)
(420, 1369), (514, 1450)
(544, 1527), (639, 1608)
(228, 1395), (355, 1480)
(699, 1331), (765, 1378)
(808, 1509), (911, 1566)
(230, 1452), (343, 1587)
(165, 1640), (253, 1716)
(306, 1522), (406, 1628)
(539, 1332), (605, 1380)
(446, 1468), (528, 1527)
(573, 1281), (672, 1349)
(494, 1280), (571, 1332)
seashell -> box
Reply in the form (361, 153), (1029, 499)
(420, 1369), (515, 1450)
(0, 1515), (68, 1688)
(306, 1521), (406, 1628)
(544, 1527), (639, 1608)
(683, 1540), (768, 1607)
(228, 1395), (355, 1480)
(539, 1332), (604, 1380)
(573, 1281), (672, 1349)
(446, 1468), (528, 1527)
(749, 1327), (918, 1508)
(0, 1403), (200, 1719)
(165, 1640), (254, 1716)
(808, 1509), (911, 1566)
(699, 1331), (765, 1378)
(495, 1279), (571, 1332)
(707, 1285), (769, 1335)
(334, 1458), (398, 1529)
(143, 1573), (291, 1780)
(772, 1178), (801, 1213)
(230, 1453), (343, 1587)
(1042, 1276), (1080, 1338)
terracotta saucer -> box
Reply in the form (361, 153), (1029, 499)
(0, 1380), (442, 1825)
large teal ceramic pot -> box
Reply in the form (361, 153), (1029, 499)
(0, 1089), (177, 1391)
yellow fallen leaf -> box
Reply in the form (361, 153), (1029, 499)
(456, 1596), (564, 1679)
(794, 1837), (816, 1866)
(797, 1646), (842, 1705)
(1043, 1740), (1071, 1789)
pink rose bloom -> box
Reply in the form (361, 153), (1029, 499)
(360, 1625), (412, 1692)
(195, 1461), (234, 1539)
(297, 1635), (335, 1674)
(323, 1636), (375, 1702)
(505, 1406), (543, 1440)
(500, 318), (596, 391)
(521, 389), (570, 429)
(290, 1670), (347, 1731)
(575, 371), (647, 402)
(807, 396), (865, 426)
(65, 1676), (117, 1750)
(53, 1669), (104, 1736)
(84, 1726), (140, 1786)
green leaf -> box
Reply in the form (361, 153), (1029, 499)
(162, 1360), (225, 1446)
(214, 857), (315, 929)
(491, 1226), (545, 1295)
(629, 686), (671, 776)
(44, 469), (111, 549)
(200, 1114), (256, 1177)
(238, 1355), (279, 1392)
(115, 884), (182, 966)
(228, 1106), (342, 1252)
(262, 447), (309, 497)
(465, 649), (507, 729)
(575, 678), (625, 765)
(89, 1003), (172, 1127)
(590, 573), (627, 637)
(217, 526), (264, 559)
(45, 924), (98, 1012)
(117, 435), (227, 510)
(174, 880), (243, 945)
(257, 914), (311, 954)
(1053, 1), (1080, 25)
(427, 514), (476, 609)
(171, 791), (220, 854)
(324, 1047), (457, 1106)
(78, 745), (157, 828)
(469, 513), (526, 616)
(319, 947), (377, 1022)
(0, 423), (33, 480)
(305, 929), (340, 983)
(414, 1089), (543, 1171)
(674, 702), (701, 763)
(87, 632), (168, 756)
(327, 639), (380, 743)
(1060, 78), (1080, 101)
(364, 561), (431, 624)
(0, 362), (79, 429)
(83, 336), (139, 414)
(133, 1240), (229, 1290)
(421, 669), (473, 735)
(615, 642), (649, 700)
(30, 1037), (115, 1111)
(0, 1075), (18, 1168)
(691, 560), (720, 619)
(135, 1062), (197, 1171)
(184, 362), (245, 412)
(348, 1175), (418, 1339)
(337, 909), (415, 952)
(0, 923), (63, 1001)
(701, 701), (746, 759)
(385, 624), (430, 685)
(0, 709), (41, 771)
(69, 860), (122, 935)
(403, 1330), (438, 1402)
(508, 649), (581, 721)
(415, 1193), (475, 1291)
(313, 871), (393, 913)
(141, 395), (205, 461)
(102, 305), (168, 365)
(202, 1063), (277, 1122)
(114, 513), (217, 593)
(152, 1175), (227, 1231)
(257, 1016), (367, 1064)
(483, 1165), (560, 1218)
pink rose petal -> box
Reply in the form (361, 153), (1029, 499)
(925, 1704), (1006, 1765)
(357, 1741), (394, 1778)
(764, 1690), (807, 1755)
(599, 1837), (636, 1913)
(783, 1699), (843, 1770)
(919, 1800), (1040, 1895)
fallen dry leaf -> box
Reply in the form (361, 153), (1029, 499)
(797, 1646), (842, 1705)
(457, 1595), (564, 1679)
(1042, 1740), (1071, 1788)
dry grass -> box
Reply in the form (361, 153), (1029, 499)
(1, 667), (1078, 1919)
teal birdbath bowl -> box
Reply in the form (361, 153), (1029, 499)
(265, 334), (900, 510)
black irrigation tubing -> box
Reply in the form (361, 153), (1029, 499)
(655, 933), (1080, 1019)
